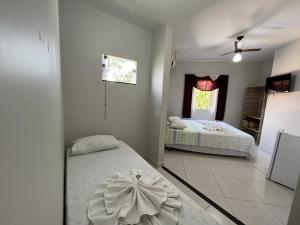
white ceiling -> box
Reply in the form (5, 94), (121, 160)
(174, 0), (300, 62)
(77, 0), (218, 29)
(78, 0), (300, 62)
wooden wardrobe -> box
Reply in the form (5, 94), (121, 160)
(240, 86), (268, 145)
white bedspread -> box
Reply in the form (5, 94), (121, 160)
(67, 141), (221, 225)
(165, 120), (256, 158)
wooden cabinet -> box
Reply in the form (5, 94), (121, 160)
(240, 86), (267, 145)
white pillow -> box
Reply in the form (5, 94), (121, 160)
(168, 116), (181, 122)
(169, 120), (187, 129)
(71, 135), (120, 155)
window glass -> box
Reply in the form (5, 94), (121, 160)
(193, 88), (213, 110)
(102, 54), (137, 84)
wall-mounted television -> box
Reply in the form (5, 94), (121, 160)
(265, 73), (291, 93)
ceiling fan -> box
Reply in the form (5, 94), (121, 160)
(220, 36), (262, 62)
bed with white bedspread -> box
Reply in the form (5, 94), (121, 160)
(165, 120), (256, 158)
(66, 141), (222, 225)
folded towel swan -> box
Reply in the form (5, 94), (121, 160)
(88, 169), (182, 225)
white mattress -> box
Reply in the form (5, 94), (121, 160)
(66, 141), (221, 225)
(165, 120), (256, 158)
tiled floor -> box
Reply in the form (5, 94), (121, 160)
(160, 149), (295, 225)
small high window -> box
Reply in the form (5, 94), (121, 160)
(102, 54), (137, 84)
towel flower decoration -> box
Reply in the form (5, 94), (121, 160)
(199, 121), (235, 134)
(88, 169), (182, 225)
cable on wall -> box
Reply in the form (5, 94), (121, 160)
(104, 80), (107, 120)
(102, 54), (108, 121)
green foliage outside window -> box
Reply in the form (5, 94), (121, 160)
(102, 54), (137, 84)
(194, 88), (212, 110)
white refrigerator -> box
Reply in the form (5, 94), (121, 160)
(267, 132), (300, 190)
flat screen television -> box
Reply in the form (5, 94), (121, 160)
(265, 73), (291, 93)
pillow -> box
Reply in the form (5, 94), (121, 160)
(71, 135), (120, 155)
(168, 116), (181, 122)
(169, 120), (187, 129)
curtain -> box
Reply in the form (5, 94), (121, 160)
(215, 75), (228, 120)
(182, 74), (228, 120)
(182, 75), (195, 118)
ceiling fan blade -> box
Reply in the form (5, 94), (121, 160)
(220, 52), (235, 56)
(242, 48), (262, 52)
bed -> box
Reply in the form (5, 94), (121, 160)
(165, 120), (256, 158)
(66, 141), (223, 225)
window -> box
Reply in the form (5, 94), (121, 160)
(193, 88), (213, 110)
(102, 54), (137, 84)
(192, 88), (218, 120)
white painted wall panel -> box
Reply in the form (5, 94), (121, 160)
(260, 39), (300, 152)
(60, 0), (152, 156)
(0, 0), (64, 224)
(148, 25), (173, 165)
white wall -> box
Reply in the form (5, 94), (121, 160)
(148, 25), (173, 166)
(168, 61), (264, 127)
(0, 0), (64, 224)
(260, 39), (300, 153)
(259, 39), (300, 224)
(261, 58), (274, 82)
(272, 40), (300, 75)
(60, 0), (152, 156)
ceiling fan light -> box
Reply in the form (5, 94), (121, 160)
(233, 53), (242, 63)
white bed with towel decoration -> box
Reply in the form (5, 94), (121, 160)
(65, 135), (225, 225)
(166, 117), (257, 158)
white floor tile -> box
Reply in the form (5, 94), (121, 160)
(216, 176), (262, 202)
(157, 167), (182, 185)
(232, 165), (267, 181)
(253, 158), (271, 169)
(268, 205), (291, 225)
(228, 198), (283, 225)
(257, 150), (272, 160)
(164, 149), (183, 158)
(186, 172), (223, 196)
(175, 182), (210, 209)
(257, 167), (268, 175)
(207, 161), (240, 178)
(205, 206), (237, 225)
(182, 151), (206, 160)
(157, 168), (211, 209)
(168, 169), (187, 180)
(183, 158), (212, 174)
(226, 152), (270, 168)
(228, 158), (257, 167)
(207, 194), (235, 214)
(247, 180), (295, 207)
(164, 156), (184, 171)
(163, 149), (295, 225)
(205, 154), (231, 163)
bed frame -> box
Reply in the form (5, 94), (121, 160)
(165, 144), (250, 158)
